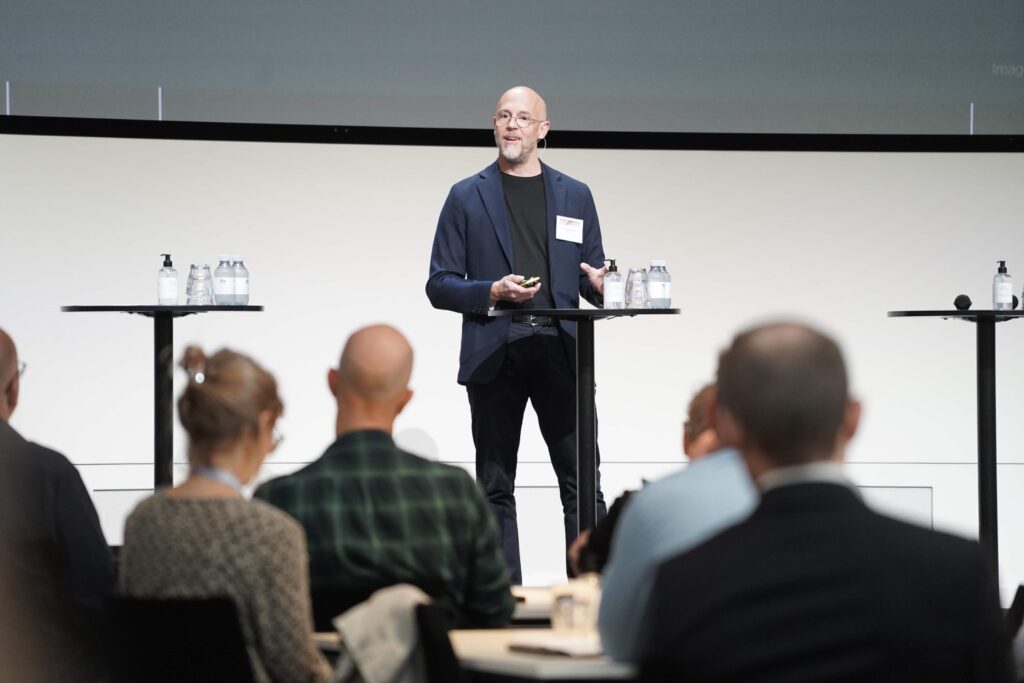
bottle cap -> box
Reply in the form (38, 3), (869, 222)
(605, 258), (618, 272)
(219, 254), (232, 262)
(997, 260), (1007, 274)
(162, 253), (173, 267)
(234, 255), (244, 263)
(650, 259), (667, 267)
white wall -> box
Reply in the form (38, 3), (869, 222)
(1, 134), (1022, 593)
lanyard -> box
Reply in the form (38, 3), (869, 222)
(193, 465), (243, 494)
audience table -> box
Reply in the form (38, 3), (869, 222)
(511, 585), (553, 623)
(61, 305), (263, 487)
(488, 308), (680, 533)
(315, 627), (636, 681)
(450, 628), (636, 682)
(888, 309), (1024, 586)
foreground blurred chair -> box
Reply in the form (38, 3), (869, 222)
(311, 585), (382, 633)
(331, 584), (465, 683)
(416, 603), (465, 683)
(311, 577), (448, 632)
(1007, 585), (1024, 639)
(107, 596), (255, 683)
(1007, 584), (1024, 680)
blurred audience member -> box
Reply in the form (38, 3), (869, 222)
(256, 325), (514, 627)
(0, 328), (115, 683)
(597, 383), (757, 661)
(642, 322), (1013, 682)
(120, 347), (331, 683)
(569, 383), (725, 575)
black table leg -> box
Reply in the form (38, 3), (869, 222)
(576, 318), (597, 534)
(154, 314), (173, 488)
(976, 317), (999, 584)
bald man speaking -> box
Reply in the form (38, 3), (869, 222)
(427, 86), (609, 582)
(255, 325), (513, 627)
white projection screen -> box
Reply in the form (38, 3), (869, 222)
(2, 0), (1024, 134)
(1, 133), (1022, 588)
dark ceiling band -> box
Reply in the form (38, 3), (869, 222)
(0, 115), (1020, 153)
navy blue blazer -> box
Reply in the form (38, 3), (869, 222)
(641, 483), (1014, 682)
(426, 161), (605, 385)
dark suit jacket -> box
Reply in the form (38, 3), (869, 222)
(426, 160), (605, 385)
(0, 419), (116, 683)
(641, 482), (1013, 683)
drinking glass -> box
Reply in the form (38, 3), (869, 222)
(187, 264), (214, 305)
(624, 267), (649, 308)
(185, 264), (197, 300)
(550, 574), (602, 634)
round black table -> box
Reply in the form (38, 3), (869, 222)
(488, 307), (680, 533)
(888, 310), (1024, 585)
(61, 305), (263, 487)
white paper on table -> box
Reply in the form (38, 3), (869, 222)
(507, 632), (603, 658)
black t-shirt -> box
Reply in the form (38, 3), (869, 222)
(501, 172), (554, 310)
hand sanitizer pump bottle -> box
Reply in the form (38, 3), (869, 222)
(603, 259), (625, 309)
(993, 260), (1013, 311)
(158, 254), (178, 305)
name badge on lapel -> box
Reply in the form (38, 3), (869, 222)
(556, 215), (584, 244)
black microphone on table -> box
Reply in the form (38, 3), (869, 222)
(955, 294), (1021, 310)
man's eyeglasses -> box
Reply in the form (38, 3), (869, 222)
(272, 428), (284, 451)
(494, 110), (545, 127)
(17, 361), (25, 378)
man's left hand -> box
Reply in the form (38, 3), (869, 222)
(580, 262), (609, 296)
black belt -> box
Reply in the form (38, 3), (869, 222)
(511, 314), (556, 327)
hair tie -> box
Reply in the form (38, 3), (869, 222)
(182, 346), (207, 384)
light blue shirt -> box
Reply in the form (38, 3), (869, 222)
(598, 448), (758, 662)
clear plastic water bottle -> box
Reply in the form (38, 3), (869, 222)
(234, 255), (250, 305)
(648, 259), (672, 309)
(214, 255), (235, 305)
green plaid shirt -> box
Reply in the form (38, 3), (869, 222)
(254, 430), (513, 626)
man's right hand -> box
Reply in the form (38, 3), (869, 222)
(567, 528), (591, 577)
(490, 274), (542, 304)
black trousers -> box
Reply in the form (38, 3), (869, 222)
(467, 326), (607, 584)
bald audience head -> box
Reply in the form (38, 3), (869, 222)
(715, 322), (859, 474)
(329, 325), (414, 435)
(0, 328), (19, 421)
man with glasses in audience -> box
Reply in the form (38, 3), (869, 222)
(427, 86), (610, 583)
(0, 328), (116, 682)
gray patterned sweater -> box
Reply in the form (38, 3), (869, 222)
(120, 493), (332, 683)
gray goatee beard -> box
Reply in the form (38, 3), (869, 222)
(498, 140), (535, 163)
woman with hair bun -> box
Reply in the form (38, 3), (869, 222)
(119, 346), (331, 683)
